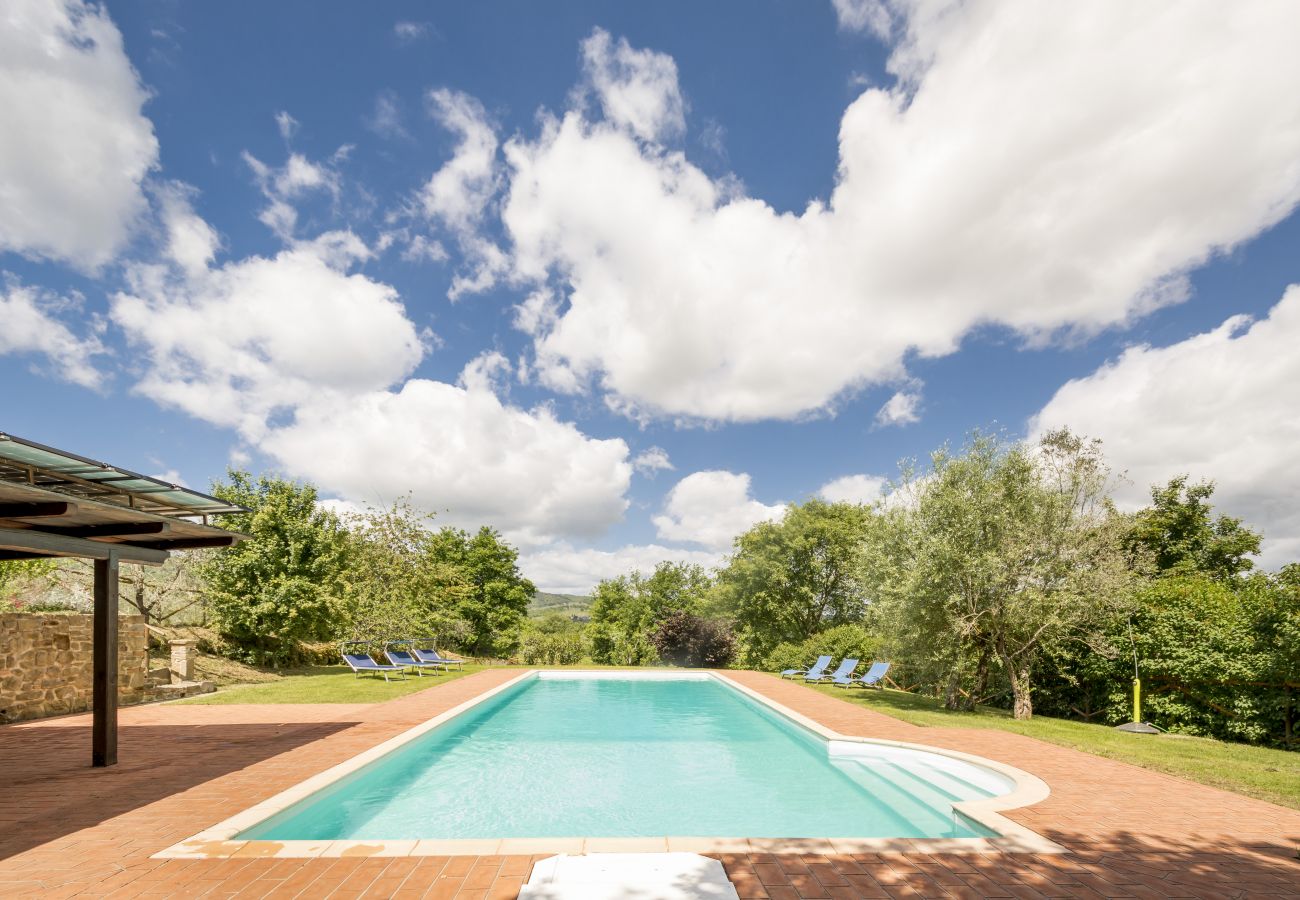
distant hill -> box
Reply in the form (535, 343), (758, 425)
(528, 591), (593, 619)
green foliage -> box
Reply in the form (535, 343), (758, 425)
(1126, 475), (1262, 580)
(518, 614), (588, 665)
(864, 430), (1135, 719)
(427, 526), (535, 657)
(716, 499), (872, 666)
(649, 610), (737, 668)
(202, 471), (351, 666)
(589, 562), (713, 664)
(340, 499), (470, 646)
(0, 559), (55, 611)
(764, 624), (883, 675)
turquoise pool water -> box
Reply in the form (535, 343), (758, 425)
(240, 674), (1004, 840)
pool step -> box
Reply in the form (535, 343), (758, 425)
(831, 759), (983, 838)
(521, 853), (739, 899)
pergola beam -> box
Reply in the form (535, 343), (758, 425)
(0, 500), (77, 519)
(0, 527), (168, 565)
(40, 522), (170, 539)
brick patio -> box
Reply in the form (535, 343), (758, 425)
(1, 668), (1297, 898)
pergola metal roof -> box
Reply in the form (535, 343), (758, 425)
(0, 432), (248, 767)
(0, 432), (247, 565)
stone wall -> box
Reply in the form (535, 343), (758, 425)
(0, 613), (150, 723)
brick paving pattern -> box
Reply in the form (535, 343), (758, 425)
(1, 668), (1297, 898)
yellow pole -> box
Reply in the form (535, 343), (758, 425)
(1132, 677), (1141, 724)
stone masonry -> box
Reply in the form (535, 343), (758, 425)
(0, 613), (150, 723)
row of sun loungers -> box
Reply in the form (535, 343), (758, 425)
(779, 656), (891, 689)
(342, 640), (464, 682)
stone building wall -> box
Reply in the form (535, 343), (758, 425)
(0, 613), (150, 723)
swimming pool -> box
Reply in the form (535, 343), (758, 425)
(237, 672), (1014, 842)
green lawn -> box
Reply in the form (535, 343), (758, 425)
(809, 682), (1300, 811)
(176, 664), (488, 704)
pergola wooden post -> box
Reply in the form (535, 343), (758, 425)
(92, 553), (120, 767)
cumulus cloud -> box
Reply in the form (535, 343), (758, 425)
(502, 4), (1300, 423)
(580, 27), (685, 144)
(419, 88), (507, 297)
(653, 470), (784, 550)
(819, 473), (888, 505)
(262, 375), (633, 548)
(1031, 286), (1300, 568)
(0, 279), (104, 388)
(831, 0), (892, 38)
(0, 0), (158, 270)
(112, 220), (423, 440)
(519, 542), (723, 595)
(632, 446), (674, 475)
(243, 148), (341, 241)
(874, 389), (921, 427)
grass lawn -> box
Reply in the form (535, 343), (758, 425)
(810, 682), (1300, 811)
(177, 664), (489, 704)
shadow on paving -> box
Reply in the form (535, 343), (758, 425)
(0, 720), (357, 862)
(717, 830), (1300, 899)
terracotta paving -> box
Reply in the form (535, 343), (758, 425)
(1, 668), (1297, 898)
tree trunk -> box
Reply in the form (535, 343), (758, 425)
(998, 644), (1033, 719)
(970, 644), (993, 709)
(942, 668), (964, 710)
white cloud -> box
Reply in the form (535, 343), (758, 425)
(519, 542), (722, 595)
(148, 469), (189, 487)
(274, 110), (299, 140)
(832, 0), (892, 38)
(819, 473), (888, 505)
(1030, 285), (1300, 568)
(157, 183), (220, 276)
(633, 447), (674, 475)
(367, 90), (408, 140)
(394, 21), (429, 43)
(503, 6), (1300, 423)
(421, 89), (499, 230)
(874, 389), (920, 427)
(0, 0), (158, 270)
(262, 377), (633, 548)
(580, 28), (685, 144)
(0, 279), (104, 388)
(112, 222), (423, 441)
(653, 470), (785, 550)
(419, 88), (506, 297)
(243, 149), (340, 241)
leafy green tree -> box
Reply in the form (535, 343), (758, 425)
(589, 562), (713, 664)
(427, 526), (534, 657)
(763, 623), (883, 676)
(0, 559), (54, 610)
(202, 472), (351, 665)
(716, 499), (872, 666)
(1125, 476), (1261, 580)
(340, 499), (470, 645)
(866, 430), (1134, 719)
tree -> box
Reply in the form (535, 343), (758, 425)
(867, 430), (1134, 719)
(427, 526), (534, 657)
(202, 472), (351, 665)
(716, 499), (872, 666)
(1125, 476), (1261, 580)
(340, 499), (470, 645)
(589, 562), (713, 665)
(0, 559), (55, 611)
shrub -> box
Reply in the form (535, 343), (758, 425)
(650, 611), (737, 668)
(519, 631), (587, 665)
(764, 624), (883, 674)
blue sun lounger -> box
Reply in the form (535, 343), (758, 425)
(412, 646), (464, 670)
(833, 660), (892, 689)
(781, 655), (832, 680)
(384, 643), (444, 676)
(342, 651), (407, 681)
(809, 657), (858, 683)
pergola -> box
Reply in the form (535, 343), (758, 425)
(0, 432), (247, 767)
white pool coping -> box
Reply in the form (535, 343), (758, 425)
(155, 669), (1064, 859)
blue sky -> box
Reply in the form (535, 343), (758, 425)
(3, 0), (1299, 591)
